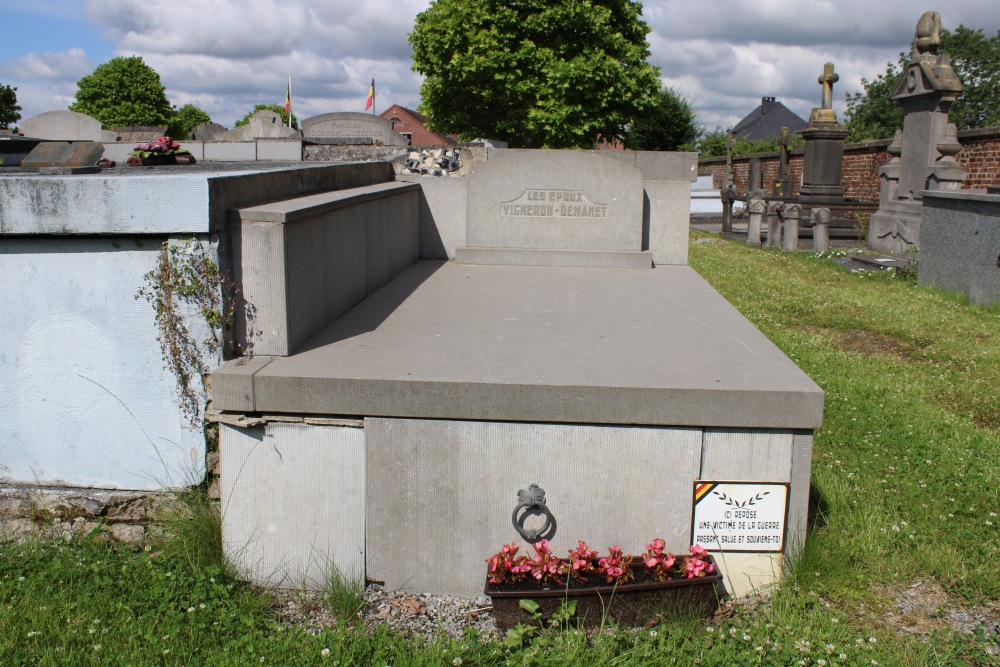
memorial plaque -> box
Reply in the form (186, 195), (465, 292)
(691, 482), (789, 553)
(465, 150), (644, 251)
(300, 112), (409, 146)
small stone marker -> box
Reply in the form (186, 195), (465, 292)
(782, 203), (802, 251)
(747, 193), (766, 246)
(766, 201), (783, 248)
(21, 142), (105, 169)
(812, 207), (832, 252)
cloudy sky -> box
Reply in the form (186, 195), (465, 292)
(2, 0), (998, 132)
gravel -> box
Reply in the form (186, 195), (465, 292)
(271, 585), (501, 642)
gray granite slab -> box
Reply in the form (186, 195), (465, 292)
(212, 261), (824, 428)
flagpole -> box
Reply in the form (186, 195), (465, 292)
(287, 74), (292, 128)
(371, 74), (375, 115)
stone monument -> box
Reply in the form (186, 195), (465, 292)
(300, 112), (409, 146)
(799, 63), (849, 205)
(869, 11), (966, 252)
(772, 127), (793, 198)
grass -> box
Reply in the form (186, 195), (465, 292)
(1, 230), (998, 665)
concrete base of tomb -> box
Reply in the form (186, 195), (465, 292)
(213, 261), (823, 598)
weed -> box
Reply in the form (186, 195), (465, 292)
(152, 487), (238, 580)
(135, 238), (232, 427)
(323, 563), (365, 622)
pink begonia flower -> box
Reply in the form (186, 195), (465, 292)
(690, 544), (708, 558)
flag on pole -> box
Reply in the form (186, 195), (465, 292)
(285, 78), (291, 114)
(365, 77), (375, 112)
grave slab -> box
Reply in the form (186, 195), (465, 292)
(212, 261), (824, 429)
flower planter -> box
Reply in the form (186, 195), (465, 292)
(486, 557), (722, 629)
(126, 153), (196, 167)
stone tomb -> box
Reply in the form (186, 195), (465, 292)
(300, 112), (409, 146)
(19, 110), (119, 142)
(212, 150), (824, 599)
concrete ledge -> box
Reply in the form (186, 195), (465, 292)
(237, 183), (419, 355)
(237, 182), (419, 223)
(454, 247), (652, 269)
(213, 261), (824, 428)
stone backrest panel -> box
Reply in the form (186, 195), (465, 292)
(300, 112), (409, 146)
(466, 150), (644, 251)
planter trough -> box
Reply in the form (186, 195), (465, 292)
(486, 558), (723, 629)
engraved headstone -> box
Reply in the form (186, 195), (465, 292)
(465, 151), (643, 251)
(811, 207), (832, 252)
(747, 193), (766, 246)
(300, 112), (408, 146)
(782, 203), (802, 252)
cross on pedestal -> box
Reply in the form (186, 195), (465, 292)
(818, 62), (839, 110)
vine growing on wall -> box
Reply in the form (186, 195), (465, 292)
(136, 238), (231, 427)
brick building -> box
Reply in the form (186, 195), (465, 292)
(380, 105), (456, 146)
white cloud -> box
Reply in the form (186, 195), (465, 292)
(4, 0), (998, 131)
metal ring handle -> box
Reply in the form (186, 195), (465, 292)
(511, 484), (557, 544)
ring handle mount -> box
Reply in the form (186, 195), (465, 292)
(511, 484), (557, 544)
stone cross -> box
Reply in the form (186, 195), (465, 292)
(778, 127), (790, 180)
(818, 62), (839, 110)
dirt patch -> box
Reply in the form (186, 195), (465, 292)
(883, 579), (999, 653)
(803, 327), (917, 358)
(835, 330), (916, 357)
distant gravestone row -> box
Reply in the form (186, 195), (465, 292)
(14, 110), (410, 146)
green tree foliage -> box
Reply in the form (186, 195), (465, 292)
(234, 103), (298, 130)
(166, 103), (211, 139)
(693, 127), (804, 158)
(845, 26), (1000, 141)
(623, 86), (699, 151)
(409, 0), (661, 148)
(0, 83), (21, 129)
(69, 56), (172, 127)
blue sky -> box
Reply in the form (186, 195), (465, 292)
(0, 7), (110, 62)
(1, 1), (998, 131)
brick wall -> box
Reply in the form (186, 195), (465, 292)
(701, 126), (1000, 202)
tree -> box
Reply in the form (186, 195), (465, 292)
(69, 56), (172, 127)
(166, 103), (212, 139)
(409, 0), (661, 148)
(0, 83), (21, 129)
(623, 86), (699, 151)
(845, 26), (1000, 141)
(234, 103), (298, 130)
(691, 127), (804, 158)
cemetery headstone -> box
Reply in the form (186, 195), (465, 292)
(772, 127), (793, 198)
(464, 150), (643, 252)
(19, 110), (118, 142)
(869, 11), (966, 252)
(300, 112), (408, 146)
(799, 63), (848, 205)
(192, 122), (227, 142)
(747, 157), (763, 195)
(215, 110), (301, 141)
